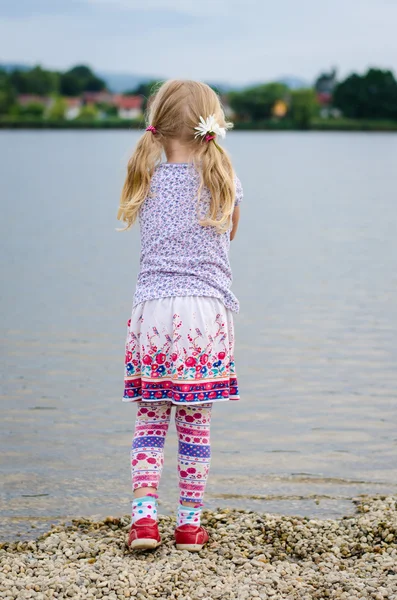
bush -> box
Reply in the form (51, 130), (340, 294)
(76, 104), (98, 120)
(48, 97), (67, 120)
(289, 89), (319, 129)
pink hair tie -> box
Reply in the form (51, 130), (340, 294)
(205, 134), (216, 142)
(146, 125), (157, 134)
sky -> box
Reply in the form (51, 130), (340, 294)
(0, 0), (396, 85)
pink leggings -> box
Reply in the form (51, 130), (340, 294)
(131, 401), (212, 504)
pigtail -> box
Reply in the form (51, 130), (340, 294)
(117, 129), (162, 230)
(195, 140), (235, 233)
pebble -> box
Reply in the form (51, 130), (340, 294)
(0, 495), (396, 599)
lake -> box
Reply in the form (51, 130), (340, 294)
(1, 130), (397, 540)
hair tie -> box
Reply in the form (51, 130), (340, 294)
(205, 134), (216, 142)
(146, 125), (157, 134)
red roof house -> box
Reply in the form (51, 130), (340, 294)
(82, 91), (114, 105)
(17, 94), (52, 107)
(317, 92), (332, 106)
(113, 95), (143, 119)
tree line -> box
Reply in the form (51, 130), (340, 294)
(228, 68), (397, 125)
(0, 65), (106, 115)
(1, 63), (397, 125)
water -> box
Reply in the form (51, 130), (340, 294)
(1, 130), (397, 540)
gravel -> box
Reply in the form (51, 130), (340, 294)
(1, 495), (396, 599)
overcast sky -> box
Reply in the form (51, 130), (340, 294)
(1, 0), (396, 84)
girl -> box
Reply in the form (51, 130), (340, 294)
(118, 80), (243, 552)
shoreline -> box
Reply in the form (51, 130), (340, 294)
(1, 118), (397, 132)
(1, 495), (396, 599)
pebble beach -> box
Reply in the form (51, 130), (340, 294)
(1, 495), (396, 600)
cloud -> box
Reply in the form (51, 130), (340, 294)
(0, 0), (396, 84)
(0, 0), (108, 19)
(85, 0), (246, 17)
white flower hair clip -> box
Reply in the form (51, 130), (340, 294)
(194, 114), (227, 142)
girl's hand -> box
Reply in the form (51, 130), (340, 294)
(230, 206), (240, 241)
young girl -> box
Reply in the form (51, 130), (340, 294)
(118, 80), (243, 552)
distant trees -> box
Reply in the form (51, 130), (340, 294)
(60, 65), (106, 96)
(333, 68), (397, 119)
(229, 83), (289, 121)
(16, 102), (45, 118)
(77, 104), (98, 120)
(0, 68), (16, 114)
(9, 66), (59, 95)
(0, 64), (107, 100)
(229, 83), (318, 128)
(1, 62), (397, 126)
(97, 102), (118, 117)
(289, 89), (318, 128)
(48, 97), (67, 120)
(228, 68), (397, 126)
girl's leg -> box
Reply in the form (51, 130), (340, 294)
(175, 403), (213, 527)
(130, 400), (172, 522)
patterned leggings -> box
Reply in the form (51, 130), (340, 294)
(131, 401), (212, 504)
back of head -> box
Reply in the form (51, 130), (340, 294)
(118, 79), (236, 233)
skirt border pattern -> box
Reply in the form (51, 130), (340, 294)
(123, 375), (239, 405)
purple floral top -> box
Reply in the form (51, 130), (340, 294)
(133, 163), (243, 313)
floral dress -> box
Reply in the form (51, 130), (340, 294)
(123, 162), (243, 405)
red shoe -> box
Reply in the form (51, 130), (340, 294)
(127, 518), (161, 550)
(175, 524), (209, 552)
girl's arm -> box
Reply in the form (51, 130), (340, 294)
(230, 206), (240, 241)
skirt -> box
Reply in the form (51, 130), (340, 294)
(123, 296), (239, 405)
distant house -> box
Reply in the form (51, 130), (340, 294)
(64, 97), (82, 120)
(82, 91), (114, 106)
(272, 99), (288, 118)
(17, 94), (52, 108)
(315, 69), (337, 95)
(315, 69), (339, 117)
(317, 91), (332, 107)
(113, 95), (143, 119)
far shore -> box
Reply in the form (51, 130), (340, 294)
(1, 117), (397, 132)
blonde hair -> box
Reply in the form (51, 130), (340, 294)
(117, 79), (235, 233)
